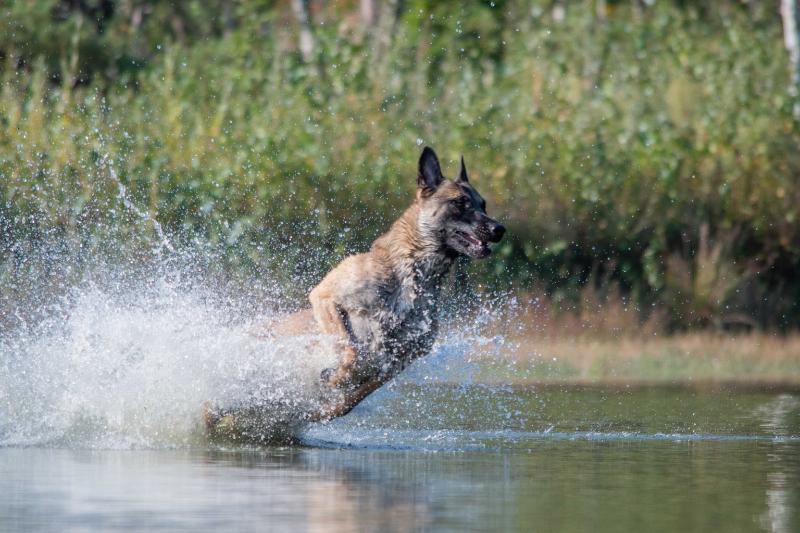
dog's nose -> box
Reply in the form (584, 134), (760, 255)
(489, 223), (505, 242)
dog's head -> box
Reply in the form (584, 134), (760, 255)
(415, 147), (505, 259)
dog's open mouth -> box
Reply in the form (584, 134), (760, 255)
(455, 230), (490, 257)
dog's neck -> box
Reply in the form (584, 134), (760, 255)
(372, 202), (455, 298)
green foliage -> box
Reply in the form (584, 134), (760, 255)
(1, 0), (799, 329)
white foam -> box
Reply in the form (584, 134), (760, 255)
(0, 276), (338, 449)
(0, 237), (517, 450)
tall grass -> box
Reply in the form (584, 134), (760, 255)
(1, 1), (799, 329)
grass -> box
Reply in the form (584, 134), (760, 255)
(2, 1), (800, 329)
(469, 332), (800, 385)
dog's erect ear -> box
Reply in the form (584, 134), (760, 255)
(456, 155), (469, 183)
(418, 146), (444, 192)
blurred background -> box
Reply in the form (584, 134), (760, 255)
(1, 1), (799, 359)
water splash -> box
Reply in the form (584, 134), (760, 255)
(0, 167), (519, 449)
(0, 270), (341, 448)
(102, 155), (175, 255)
(0, 241), (518, 449)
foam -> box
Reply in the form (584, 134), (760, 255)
(0, 274), (340, 448)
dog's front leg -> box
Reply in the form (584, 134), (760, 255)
(308, 376), (388, 422)
(309, 289), (359, 388)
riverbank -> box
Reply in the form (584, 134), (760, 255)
(469, 332), (800, 386)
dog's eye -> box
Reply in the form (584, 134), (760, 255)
(451, 197), (468, 209)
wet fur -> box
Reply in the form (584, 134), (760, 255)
(205, 147), (505, 431)
(305, 147), (505, 420)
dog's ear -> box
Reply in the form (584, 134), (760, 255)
(456, 155), (469, 183)
(418, 146), (444, 193)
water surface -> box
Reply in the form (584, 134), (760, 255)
(2, 384), (799, 532)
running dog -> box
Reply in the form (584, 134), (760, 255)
(306, 146), (505, 420)
(205, 147), (505, 435)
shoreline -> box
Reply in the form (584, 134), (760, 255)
(426, 379), (800, 393)
(453, 331), (800, 386)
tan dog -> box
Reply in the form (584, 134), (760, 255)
(205, 147), (504, 436)
(306, 146), (505, 420)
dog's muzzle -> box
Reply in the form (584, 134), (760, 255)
(487, 222), (505, 243)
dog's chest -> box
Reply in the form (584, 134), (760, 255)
(391, 277), (437, 330)
(347, 254), (452, 358)
(381, 257), (451, 342)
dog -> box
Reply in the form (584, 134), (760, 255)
(205, 147), (504, 436)
(306, 146), (505, 420)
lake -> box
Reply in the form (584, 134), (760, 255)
(2, 384), (799, 532)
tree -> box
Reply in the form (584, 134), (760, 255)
(290, 0), (315, 63)
(781, 0), (800, 91)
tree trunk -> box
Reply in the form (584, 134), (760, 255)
(360, 0), (376, 27)
(781, 0), (800, 90)
(290, 0), (315, 63)
(374, 0), (401, 57)
(551, 0), (565, 23)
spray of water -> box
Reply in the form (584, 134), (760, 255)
(103, 155), (174, 255)
(0, 262), (346, 448)
(0, 260), (515, 449)
(0, 159), (519, 449)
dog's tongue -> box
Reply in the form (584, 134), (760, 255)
(466, 234), (491, 257)
(465, 234), (483, 247)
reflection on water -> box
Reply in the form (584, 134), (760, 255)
(758, 395), (800, 533)
(1, 442), (798, 532)
(1, 386), (799, 532)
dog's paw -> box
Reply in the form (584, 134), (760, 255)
(319, 367), (336, 385)
(202, 403), (239, 439)
(321, 367), (358, 391)
(308, 399), (348, 423)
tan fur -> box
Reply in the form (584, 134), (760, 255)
(234, 148), (504, 425)
(305, 200), (454, 419)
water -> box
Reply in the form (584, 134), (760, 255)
(0, 436), (795, 532)
(1, 236), (799, 530)
(1, 382), (799, 531)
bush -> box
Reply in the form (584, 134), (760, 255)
(1, 0), (799, 329)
